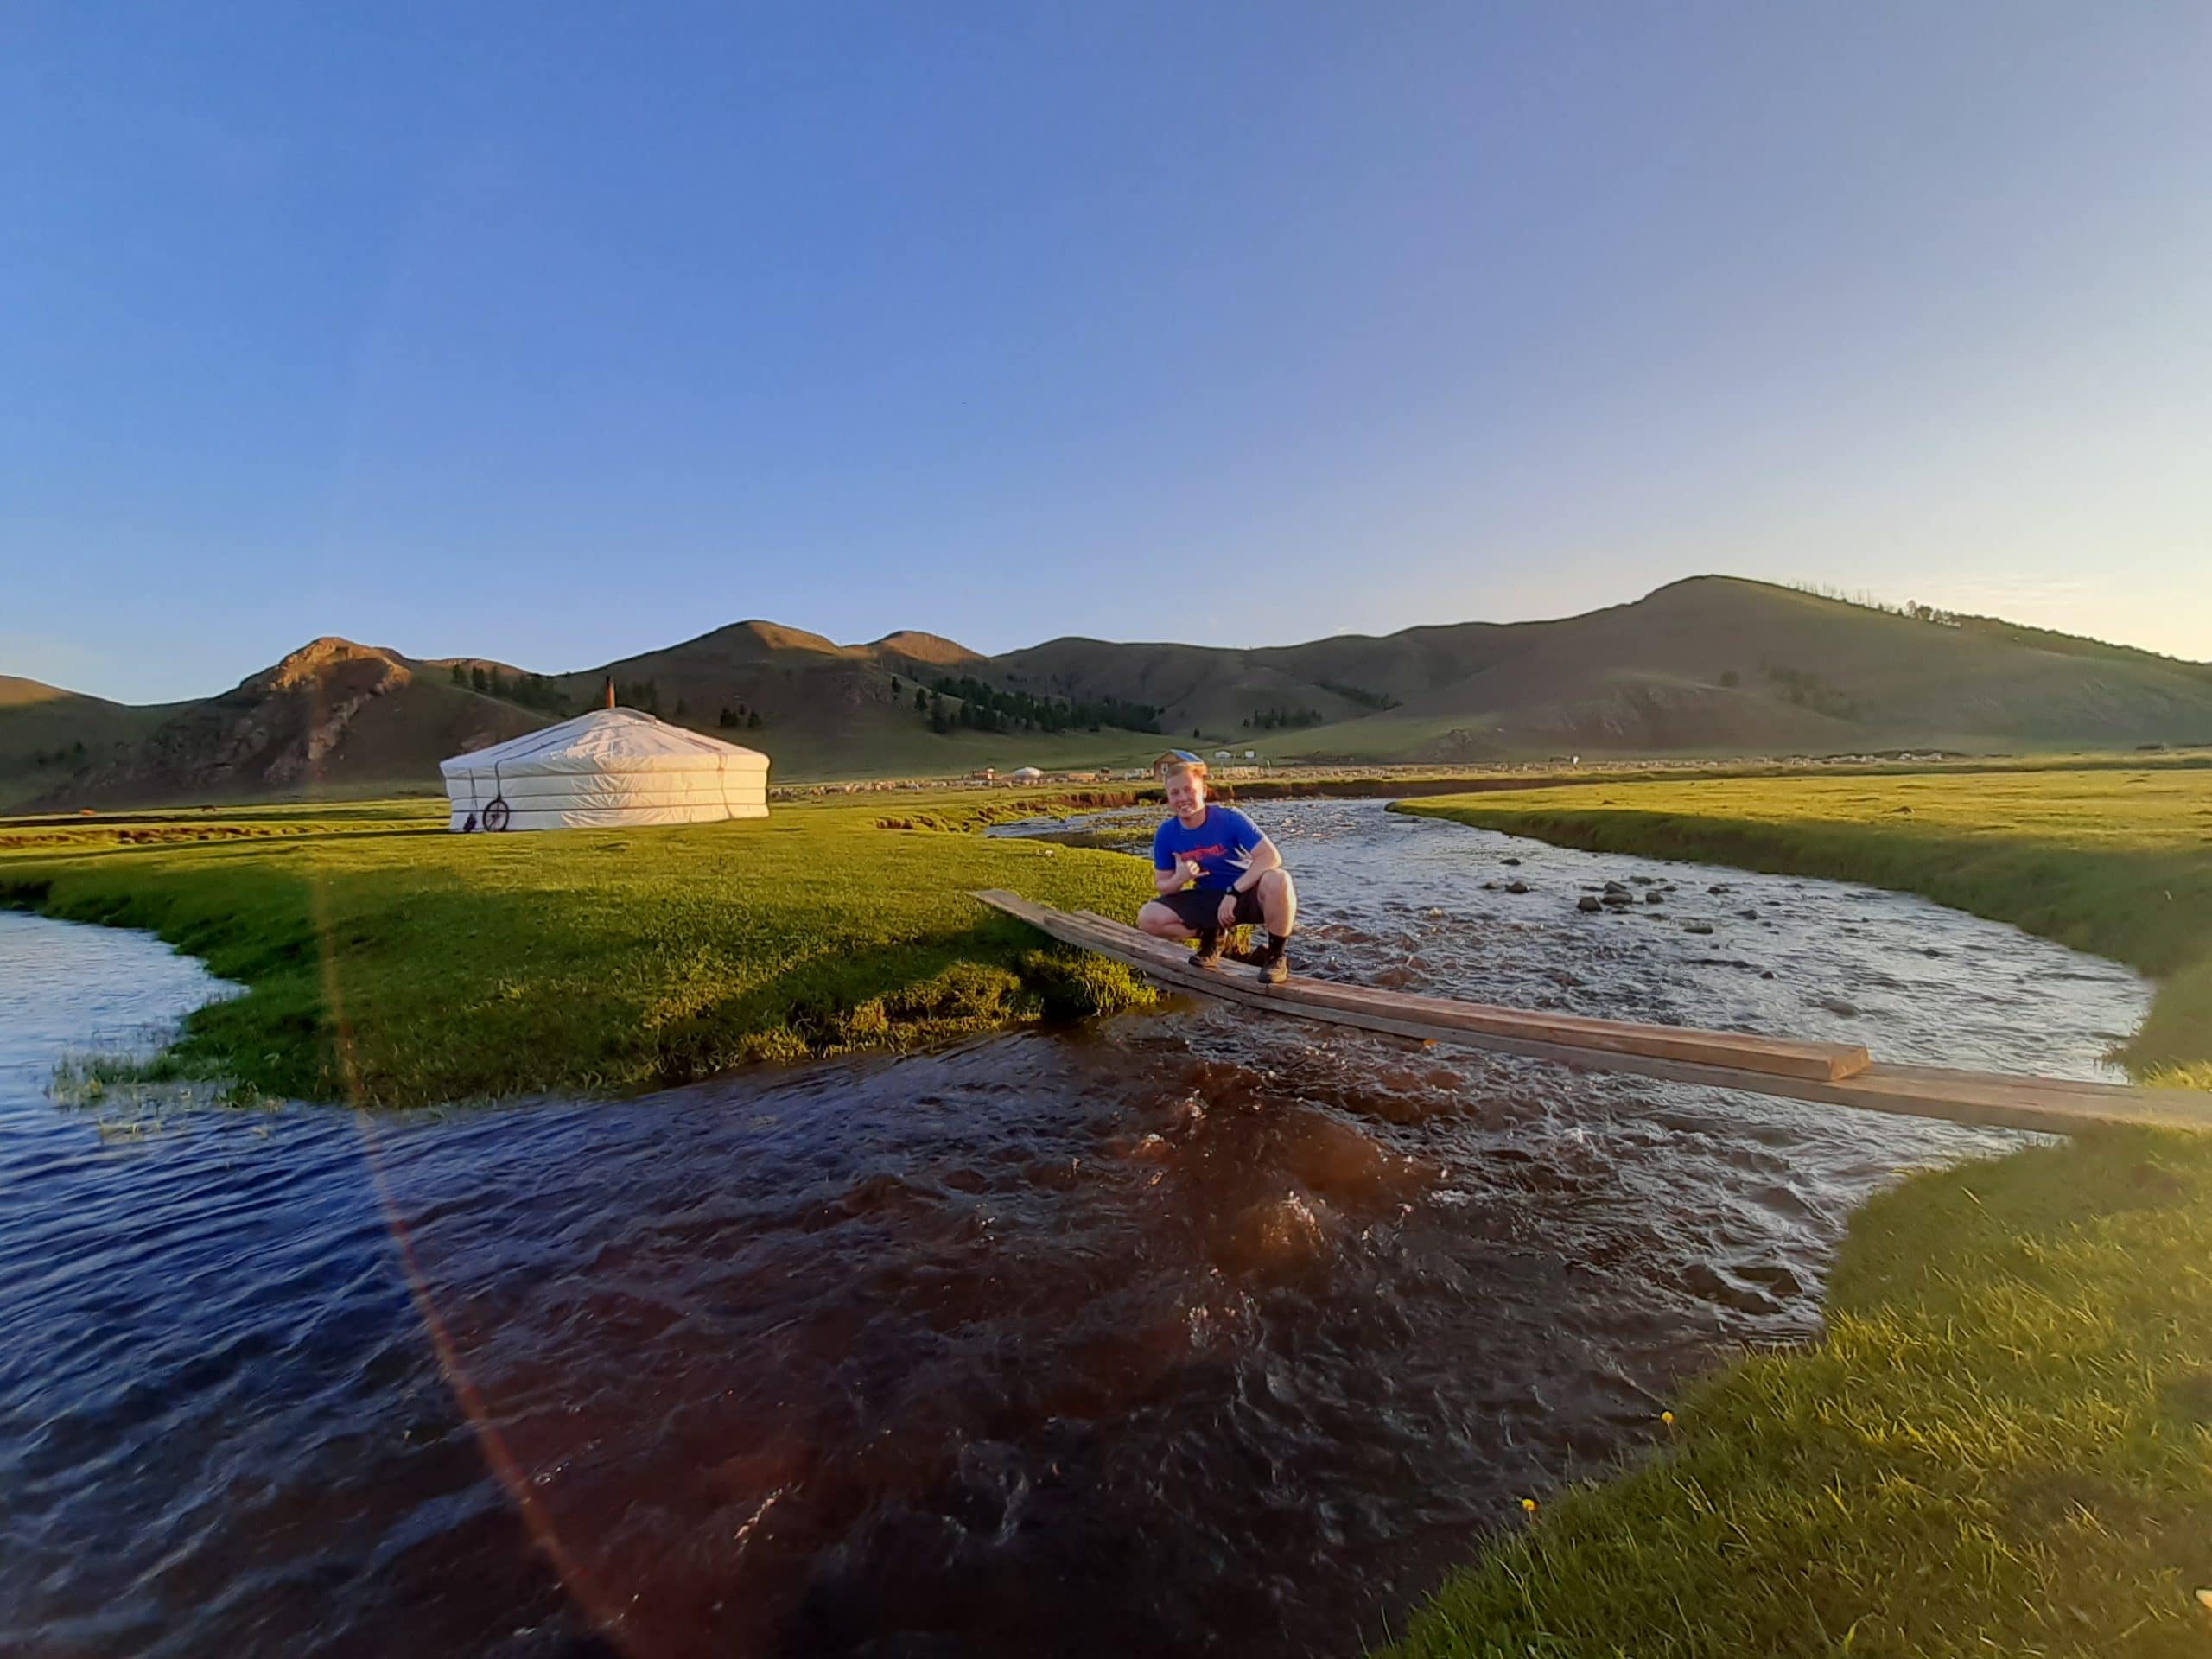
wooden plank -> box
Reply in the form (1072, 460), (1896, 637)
(1063, 909), (1870, 1083)
(1046, 902), (1869, 1082)
(1866, 1061), (2157, 1103)
(971, 890), (2212, 1138)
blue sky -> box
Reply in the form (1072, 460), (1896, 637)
(4, 3), (2207, 703)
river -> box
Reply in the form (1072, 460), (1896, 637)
(0, 801), (2150, 1657)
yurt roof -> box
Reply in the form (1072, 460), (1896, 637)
(441, 709), (768, 779)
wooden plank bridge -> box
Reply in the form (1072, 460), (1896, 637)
(972, 890), (2212, 1138)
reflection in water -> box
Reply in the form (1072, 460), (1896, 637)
(0, 805), (2151, 1656)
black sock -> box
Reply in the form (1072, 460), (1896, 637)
(1263, 931), (1290, 957)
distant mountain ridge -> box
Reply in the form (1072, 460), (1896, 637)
(8, 576), (2209, 808)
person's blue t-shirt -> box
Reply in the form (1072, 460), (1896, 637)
(1154, 805), (1265, 893)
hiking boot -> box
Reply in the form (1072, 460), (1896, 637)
(1255, 945), (1289, 986)
(1188, 931), (1225, 969)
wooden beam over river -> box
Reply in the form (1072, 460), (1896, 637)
(973, 890), (2212, 1138)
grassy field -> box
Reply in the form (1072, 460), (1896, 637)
(1400, 766), (2212, 1085)
(1380, 766), (2212, 1657)
(0, 793), (1160, 1106)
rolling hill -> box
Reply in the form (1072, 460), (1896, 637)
(20, 640), (549, 810)
(996, 578), (2212, 760)
(9, 577), (2210, 810)
(0, 677), (183, 811)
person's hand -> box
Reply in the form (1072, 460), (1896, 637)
(1217, 893), (1239, 929)
(1179, 858), (1204, 886)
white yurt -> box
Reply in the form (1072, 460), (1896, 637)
(442, 709), (770, 832)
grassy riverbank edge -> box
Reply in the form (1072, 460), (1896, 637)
(1379, 1127), (2212, 1658)
(1395, 774), (2212, 1086)
(1379, 771), (2212, 1656)
(0, 793), (1162, 1107)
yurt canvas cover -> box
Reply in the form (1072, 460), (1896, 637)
(441, 709), (770, 831)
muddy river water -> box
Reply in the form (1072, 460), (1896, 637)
(0, 801), (2150, 1657)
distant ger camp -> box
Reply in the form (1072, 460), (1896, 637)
(442, 708), (769, 832)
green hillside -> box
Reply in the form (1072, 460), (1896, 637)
(0, 677), (179, 810)
(1001, 578), (2212, 763)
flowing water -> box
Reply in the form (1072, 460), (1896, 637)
(0, 803), (2151, 1657)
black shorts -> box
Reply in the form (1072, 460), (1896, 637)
(1156, 887), (1266, 934)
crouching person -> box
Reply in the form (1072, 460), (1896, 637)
(1136, 757), (1297, 984)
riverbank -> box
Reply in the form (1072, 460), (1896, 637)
(0, 793), (1159, 1106)
(1382, 766), (2212, 1657)
(1382, 1124), (2212, 1657)
(1398, 767), (2211, 1085)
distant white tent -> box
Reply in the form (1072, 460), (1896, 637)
(441, 709), (770, 832)
(1007, 766), (1045, 780)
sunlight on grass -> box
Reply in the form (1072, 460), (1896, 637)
(0, 792), (1160, 1107)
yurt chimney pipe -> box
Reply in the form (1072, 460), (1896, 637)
(604, 677), (616, 710)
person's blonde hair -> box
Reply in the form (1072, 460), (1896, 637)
(1163, 758), (1208, 781)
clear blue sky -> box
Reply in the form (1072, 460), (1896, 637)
(4, 3), (2207, 703)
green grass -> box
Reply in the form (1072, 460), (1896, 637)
(0, 792), (1160, 1106)
(1398, 767), (2212, 1081)
(1381, 767), (2212, 1657)
(766, 723), (1169, 781)
(1384, 1128), (2212, 1658)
